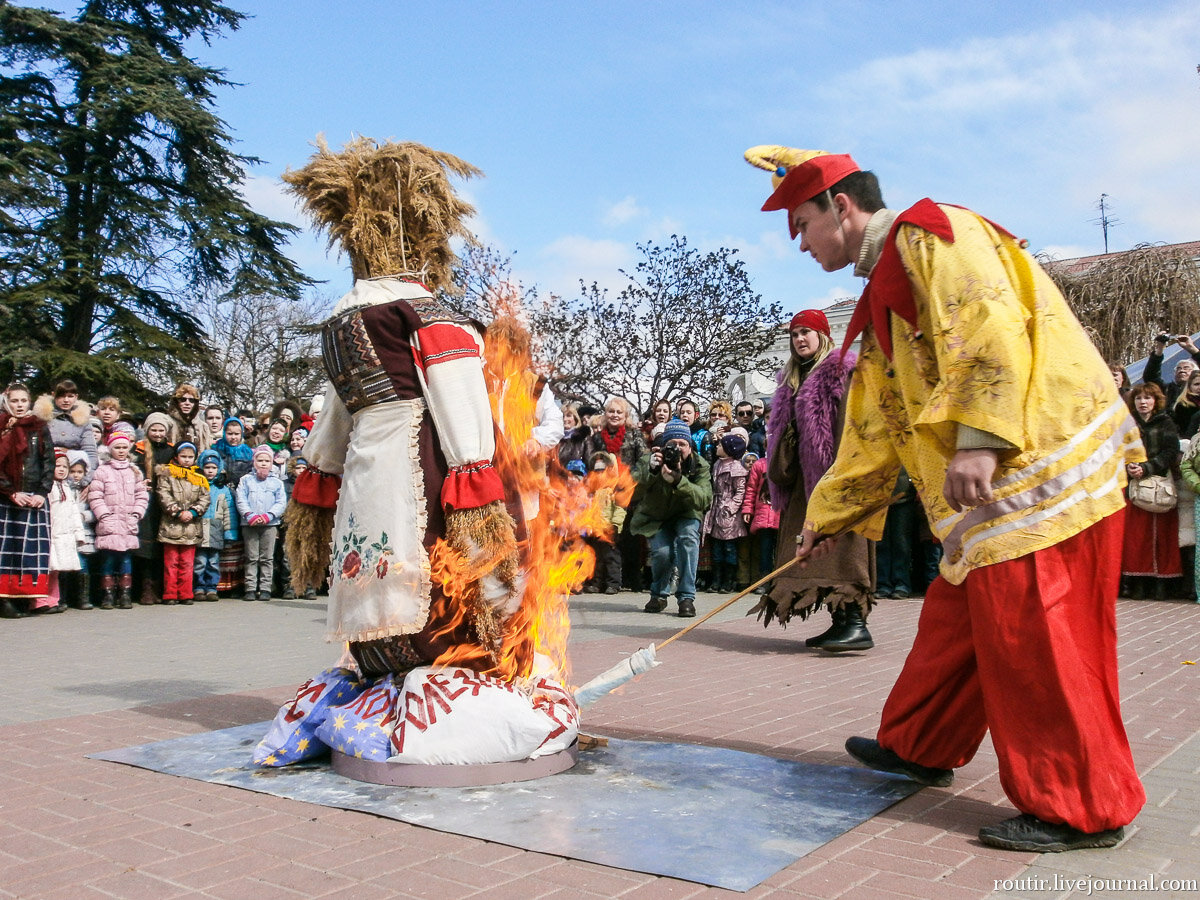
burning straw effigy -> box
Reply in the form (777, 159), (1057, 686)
(252, 136), (629, 782)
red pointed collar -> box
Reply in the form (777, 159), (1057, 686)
(841, 199), (949, 360)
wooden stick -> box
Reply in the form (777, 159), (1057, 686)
(656, 556), (797, 650)
(655, 494), (905, 651)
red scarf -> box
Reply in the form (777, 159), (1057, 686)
(0, 412), (43, 491)
(601, 424), (626, 458)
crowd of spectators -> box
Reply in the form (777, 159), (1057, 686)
(6, 328), (1199, 622)
(0, 379), (318, 618)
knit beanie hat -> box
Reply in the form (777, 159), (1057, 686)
(197, 449), (222, 471)
(565, 459), (587, 478)
(661, 418), (692, 446)
(252, 445), (274, 462)
(106, 428), (134, 447)
(174, 441), (197, 458)
(143, 411), (177, 443)
(720, 427), (749, 460)
(66, 449), (91, 473)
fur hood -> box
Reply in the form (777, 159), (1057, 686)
(32, 394), (62, 423)
(766, 349), (857, 513)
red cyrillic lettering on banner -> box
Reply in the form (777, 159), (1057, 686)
(391, 689), (434, 755)
(341, 686), (392, 722)
(283, 679), (324, 722)
(428, 671), (470, 702)
(533, 678), (579, 747)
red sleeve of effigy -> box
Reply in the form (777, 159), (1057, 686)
(441, 460), (505, 510)
(293, 468), (341, 509)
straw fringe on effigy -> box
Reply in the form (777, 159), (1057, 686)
(281, 135), (482, 290)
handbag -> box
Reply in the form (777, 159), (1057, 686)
(1128, 473), (1177, 513)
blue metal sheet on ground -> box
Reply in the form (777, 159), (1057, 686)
(90, 723), (921, 891)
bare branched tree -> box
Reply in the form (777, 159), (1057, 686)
(190, 292), (334, 412)
(534, 236), (784, 413)
(1041, 243), (1200, 365)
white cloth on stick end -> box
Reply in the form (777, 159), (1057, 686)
(573, 644), (660, 708)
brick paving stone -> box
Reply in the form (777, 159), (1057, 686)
(204, 876), (308, 899)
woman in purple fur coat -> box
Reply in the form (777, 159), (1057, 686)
(751, 309), (875, 651)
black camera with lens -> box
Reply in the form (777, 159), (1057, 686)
(1155, 333), (1172, 344)
(660, 443), (682, 469)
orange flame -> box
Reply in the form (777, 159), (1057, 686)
(425, 287), (634, 686)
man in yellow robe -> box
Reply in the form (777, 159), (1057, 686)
(746, 146), (1145, 852)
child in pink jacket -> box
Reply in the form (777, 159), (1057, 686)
(740, 453), (780, 592)
(88, 429), (148, 609)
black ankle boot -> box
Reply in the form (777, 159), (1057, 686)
(817, 604), (874, 652)
(805, 605), (844, 647)
(117, 574), (134, 610)
(99, 575), (116, 610)
(74, 573), (94, 610)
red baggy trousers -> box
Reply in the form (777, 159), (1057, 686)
(876, 509), (1145, 833)
(162, 544), (196, 601)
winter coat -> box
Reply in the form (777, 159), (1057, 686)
(628, 451), (712, 537)
(705, 457), (749, 541)
(89, 459), (149, 552)
(155, 465), (211, 545)
(68, 480), (96, 555)
(740, 457), (780, 533)
(45, 398), (98, 480)
(0, 402), (54, 500)
(556, 425), (592, 469)
(48, 480), (83, 571)
(235, 472), (286, 525)
(196, 449), (236, 549)
(766, 349), (857, 513)
(586, 424), (646, 471)
(200, 488), (234, 549)
(1131, 410), (1180, 479)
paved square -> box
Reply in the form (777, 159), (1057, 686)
(3, 591), (1198, 898)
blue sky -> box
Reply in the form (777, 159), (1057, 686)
(198, 1), (1200, 315)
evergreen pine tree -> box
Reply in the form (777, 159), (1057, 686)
(0, 1), (311, 403)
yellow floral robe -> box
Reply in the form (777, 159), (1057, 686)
(806, 203), (1145, 584)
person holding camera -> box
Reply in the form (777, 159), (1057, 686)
(627, 418), (712, 617)
(1143, 333), (1200, 407)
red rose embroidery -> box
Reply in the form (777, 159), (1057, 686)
(375, 558), (389, 578)
(342, 550), (362, 578)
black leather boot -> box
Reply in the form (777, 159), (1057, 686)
(817, 604), (874, 652)
(99, 575), (116, 610)
(117, 574), (134, 610)
(74, 572), (94, 610)
(805, 605), (844, 647)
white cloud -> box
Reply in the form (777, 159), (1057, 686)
(602, 195), (646, 227)
(808, 6), (1200, 246)
(535, 235), (635, 299)
(1037, 244), (1098, 263)
(240, 174), (305, 227)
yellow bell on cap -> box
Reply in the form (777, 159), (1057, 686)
(744, 145), (831, 189)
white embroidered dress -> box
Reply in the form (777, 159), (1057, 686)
(301, 278), (501, 644)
